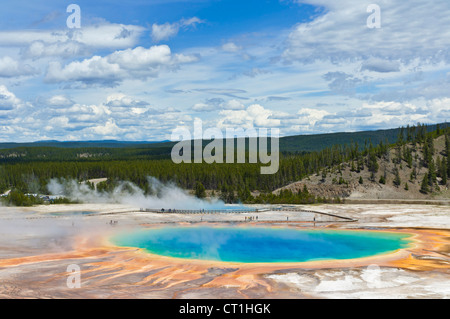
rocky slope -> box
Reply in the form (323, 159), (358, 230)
(274, 135), (450, 201)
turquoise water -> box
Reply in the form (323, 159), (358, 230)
(112, 227), (412, 263)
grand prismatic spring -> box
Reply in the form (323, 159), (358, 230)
(0, 203), (450, 299)
(111, 226), (413, 263)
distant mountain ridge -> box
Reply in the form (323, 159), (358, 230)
(0, 140), (173, 149)
(0, 122), (448, 153)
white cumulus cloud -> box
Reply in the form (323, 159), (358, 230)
(151, 17), (204, 42)
(44, 45), (198, 87)
(285, 0), (450, 63)
(0, 56), (38, 77)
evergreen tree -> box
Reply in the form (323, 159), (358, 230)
(446, 155), (450, 178)
(427, 135), (435, 155)
(448, 151), (450, 179)
(420, 173), (430, 194)
(428, 159), (437, 186)
(302, 184), (309, 195)
(406, 124), (412, 142)
(410, 170), (415, 182)
(440, 157), (448, 185)
(194, 181), (206, 199)
(436, 156), (442, 176)
(367, 150), (379, 174)
(357, 155), (364, 172)
(405, 147), (413, 168)
(321, 169), (327, 182)
(445, 134), (450, 156)
(397, 126), (405, 145)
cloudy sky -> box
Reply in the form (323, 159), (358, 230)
(0, 0), (449, 142)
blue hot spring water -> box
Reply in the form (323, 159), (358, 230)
(111, 227), (412, 263)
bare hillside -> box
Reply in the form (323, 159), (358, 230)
(275, 135), (450, 200)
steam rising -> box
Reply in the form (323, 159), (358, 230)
(0, 177), (240, 257)
(47, 177), (231, 210)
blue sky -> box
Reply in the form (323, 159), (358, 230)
(0, 0), (317, 46)
(0, 0), (449, 142)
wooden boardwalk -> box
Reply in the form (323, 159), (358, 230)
(140, 208), (268, 214)
(0, 207), (356, 222)
(139, 207), (357, 222)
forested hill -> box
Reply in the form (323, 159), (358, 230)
(0, 122), (449, 205)
(280, 126), (416, 153)
(0, 140), (174, 150)
(0, 123), (447, 162)
(280, 123), (446, 152)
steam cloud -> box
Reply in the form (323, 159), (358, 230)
(46, 177), (232, 210)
